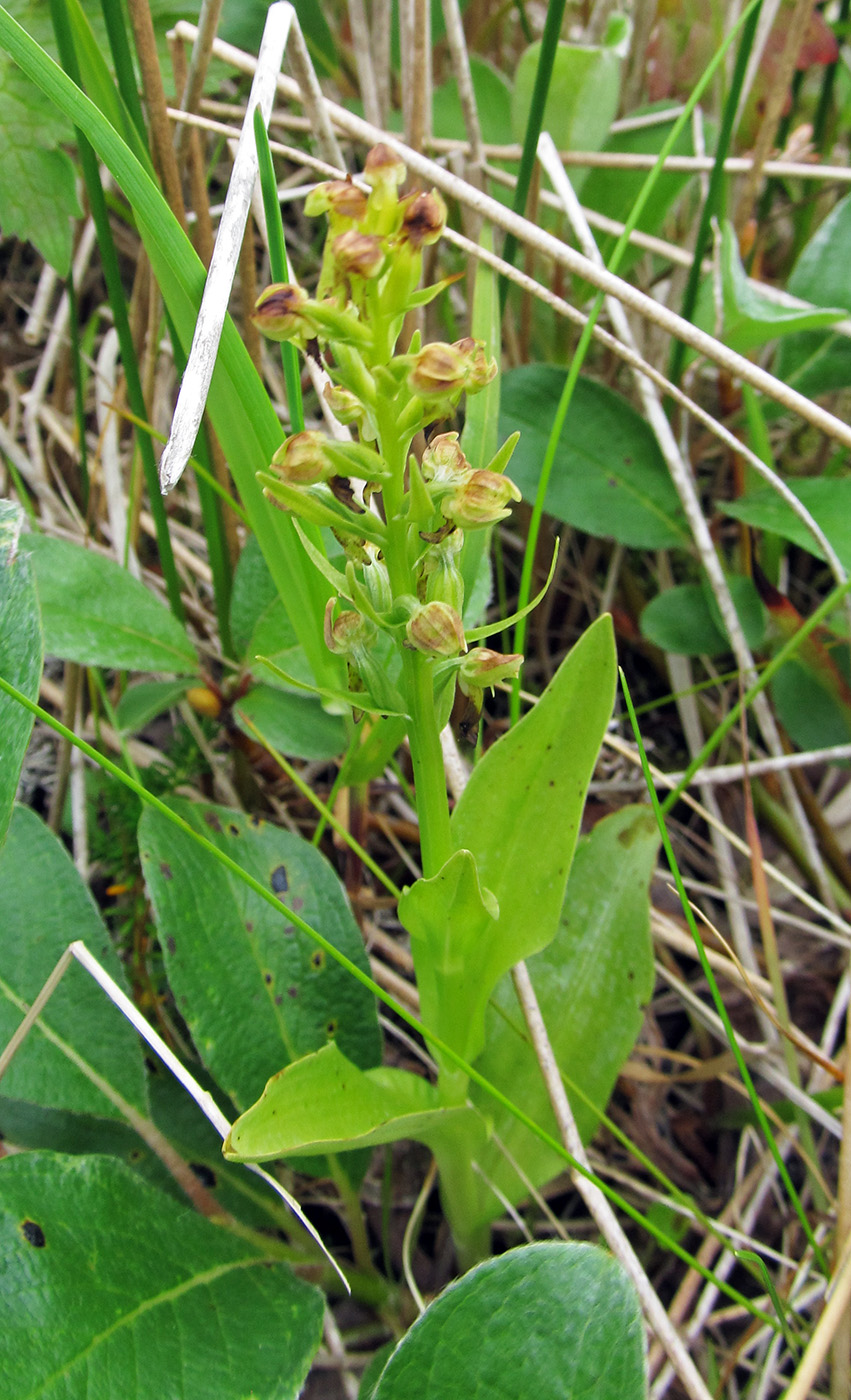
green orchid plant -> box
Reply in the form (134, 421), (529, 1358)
(219, 145), (651, 1270)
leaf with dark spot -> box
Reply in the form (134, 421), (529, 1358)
(21, 1220), (45, 1248)
(270, 865), (288, 894)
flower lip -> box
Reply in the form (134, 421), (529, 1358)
(252, 283), (310, 341)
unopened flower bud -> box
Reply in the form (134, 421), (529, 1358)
(406, 601), (466, 657)
(422, 531), (465, 614)
(400, 190), (447, 248)
(442, 469), (521, 529)
(364, 143), (406, 190)
(459, 648), (523, 696)
(421, 432), (470, 489)
(324, 382), (364, 427)
(452, 337), (498, 393)
(408, 342), (468, 400)
(270, 430), (336, 485)
(333, 230), (385, 279)
(252, 283), (311, 343)
(305, 179), (368, 223)
(324, 599), (375, 656)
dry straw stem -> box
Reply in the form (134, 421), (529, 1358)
(166, 97), (850, 596)
(786, 1230), (851, 1400)
(510, 962), (715, 1400)
(170, 19), (851, 457)
(435, 144), (851, 183)
(173, 0), (224, 159)
(537, 132), (836, 918)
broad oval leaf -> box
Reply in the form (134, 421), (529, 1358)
(512, 40), (624, 193)
(470, 806), (658, 1225)
(225, 1041), (481, 1163)
(640, 575), (765, 656)
(369, 1242), (646, 1400)
(776, 193), (851, 398)
(0, 805), (147, 1120)
(720, 478), (851, 569)
(500, 367), (688, 548)
(24, 534), (197, 672)
(0, 1152), (323, 1400)
(138, 799), (381, 1113)
(0, 501), (43, 848)
(450, 614), (617, 1015)
(234, 684), (346, 762)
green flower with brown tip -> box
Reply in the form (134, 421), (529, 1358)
(406, 601), (467, 657)
(441, 469), (521, 529)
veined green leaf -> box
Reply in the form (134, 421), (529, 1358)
(0, 502), (42, 848)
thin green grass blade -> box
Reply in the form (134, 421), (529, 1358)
(66, 276), (88, 510)
(498, 0), (567, 311)
(0, 4), (337, 688)
(254, 107), (304, 434)
(48, 0), (184, 622)
(669, 0), (763, 386)
(509, 0), (765, 723)
(660, 575), (851, 816)
(620, 667), (827, 1273)
(0, 670), (779, 1332)
(97, 0), (147, 146)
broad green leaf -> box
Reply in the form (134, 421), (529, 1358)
(0, 1152), (323, 1399)
(234, 684), (346, 761)
(340, 715), (407, 786)
(225, 1041), (481, 1162)
(721, 478), (851, 570)
(230, 535), (311, 688)
(432, 57), (513, 146)
(0, 501), (42, 847)
(771, 655), (851, 752)
(691, 222), (845, 357)
(776, 193), (851, 398)
(24, 534), (197, 672)
(449, 615), (617, 1016)
(470, 806), (657, 1224)
(0, 805), (147, 1119)
(114, 678), (193, 733)
(0, 8), (338, 690)
(512, 38), (624, 194)
(139, 799), (381, 1113)
(500, 367), (689, 548)
(640, 575), (765, 656)
(399, 850), (498, 1064)
(370, 1242), (646, 1400)
(0, 60), (79, 273)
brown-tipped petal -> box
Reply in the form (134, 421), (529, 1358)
(459, 647), (523, 695)
(421, 431), (470, 487)
(400, 190), (447, 248)
(305, 178), (368, 222)
(271, 430), (336, 486)
(333, 230), (386, 279)
(324, 599), (374, 656)
(452, 337), (498, 393)
(252, 283), (310, 342)
(364, 143), (406, 189)
(442, 470), (521, 529)
(408, 342), (468, 398)
(405, 601), (467, 657)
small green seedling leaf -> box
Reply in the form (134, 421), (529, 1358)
(470, 805), (658, 1224)
(234, 684), (346, 761)
(0, 502), (42, 848)
(0, 1152), (323, 1399)
(399, 849), (499, 1064)
(500, 368), (689, 548)
(24, 534), (197, 672)
(0, 806), (146, 1119)
(450, 614), (617, 1009)
(512, 36), (625, 195)
(722, 478), (851, 570)
(776, 192), (851, 398)
(114, 678), (193, 734)
(139, 800), (381, 1115)
(691, 221), (846, 357)
(640, 575), (765, 656)
(224, 1041), (481, 1162)
(369, 1241), (647, 1400)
